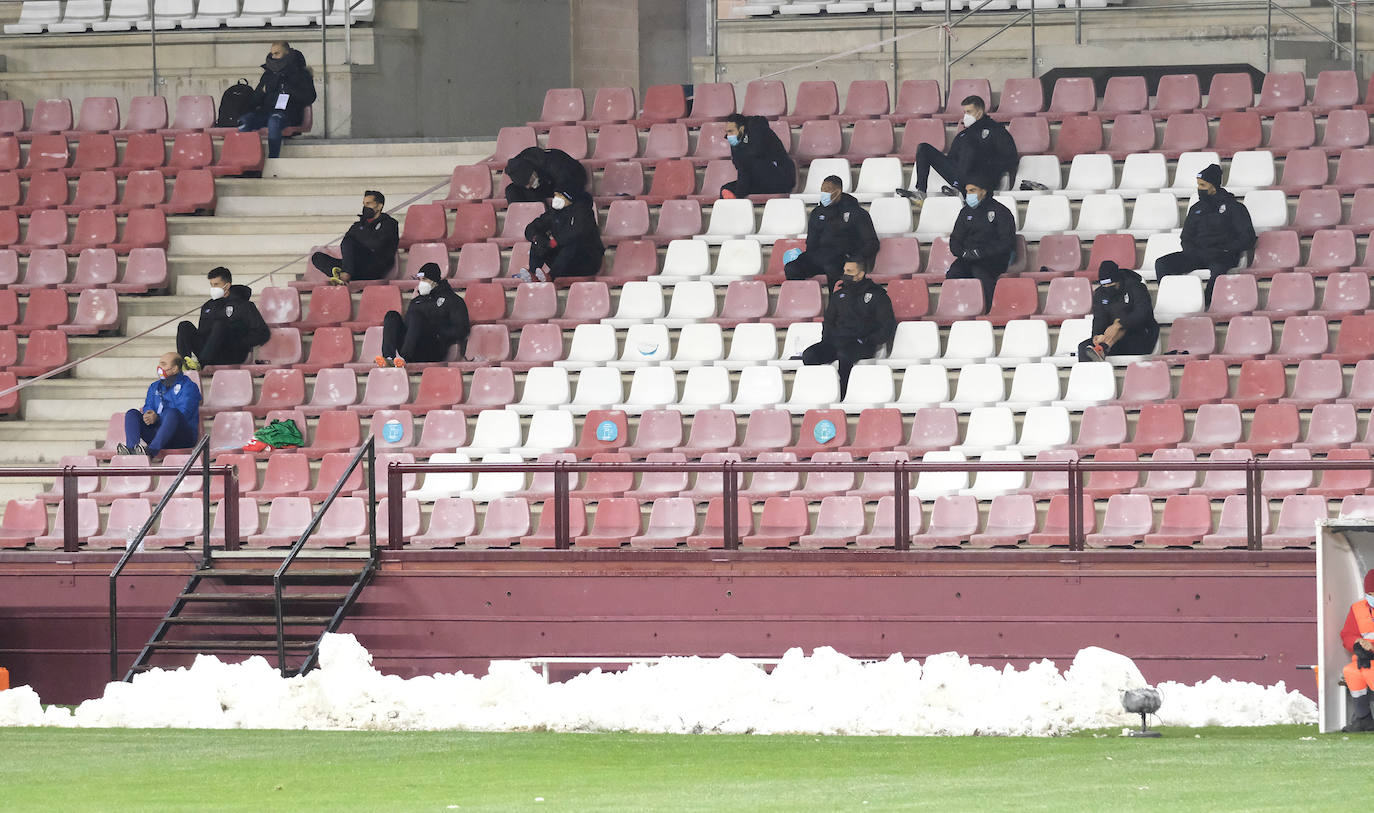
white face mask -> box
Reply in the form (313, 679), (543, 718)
(156, 366), (169, 380)
(416, 280), (435, 296)
(962, 112), (977, 128)
(208, 285), (226, 300)
(1365, 592), (1374, 606)
(551, 195), (568, 210)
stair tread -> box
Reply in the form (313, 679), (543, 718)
(148, 639), (317, 651)
(200, 568), (365, 578)
(167, 615), (335, 625)
(179, 592), (351, 602)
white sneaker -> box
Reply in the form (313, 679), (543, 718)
(513, 268), (533, 282)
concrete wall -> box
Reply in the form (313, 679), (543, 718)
(639, 0), (692, 91)
(570, 0), (639, 92)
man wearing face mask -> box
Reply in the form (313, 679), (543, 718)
(504, 146), (589, 204)
(375, 263), (470, 368)
(1154, 163), (1256, 304)
(118, 352), (201, 457)
(720, 113), (796, 199)
(784, 175), (880, 290)
(801, 260), (896, 399)
(237, 41), (316, 160)
(514, 188), (605, 283)
(311, 190), (399, 285)
(910, 95), (1018, 202)
(946, 174), (1018, 312)
(1339, 570), (1374, 732)
(176, 267), (271, 371)
(1077, 261), (1159, 362)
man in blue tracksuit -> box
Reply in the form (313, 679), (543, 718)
(119, 351), (201, 456)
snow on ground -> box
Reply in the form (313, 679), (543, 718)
(0, 634), (1317, 735)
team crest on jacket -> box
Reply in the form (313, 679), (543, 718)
(981, 130), (989, 139)
(987, 211), (995, 222)
(843, 212), (850, 222)
(436, 297), (446, 307)
(864, 292), (873, 303)
(225, 305), (234, 317)
(1219, 204), (1227, 213)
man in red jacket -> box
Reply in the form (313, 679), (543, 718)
(1340, 569), (1374, 732)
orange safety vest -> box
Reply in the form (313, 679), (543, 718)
(1353, 600), (1374, 660)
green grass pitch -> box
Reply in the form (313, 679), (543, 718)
(0, 726), (1367, 811)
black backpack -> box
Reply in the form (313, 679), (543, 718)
(216, 79), (256, 127)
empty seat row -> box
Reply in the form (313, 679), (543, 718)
(0, 207), (167, 253)
(0, 132), (264, 178)
(6, 0), (375, 34)
(0, 169), (216, 215)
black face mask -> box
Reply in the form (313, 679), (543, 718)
(266, 55), (287, 72)
(1198, 187), (1215, 198)
(361, 207), (376, 219)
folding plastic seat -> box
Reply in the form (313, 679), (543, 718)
(11, 288), (68, 335)
(946, 406), (1012, 456)
(0, 497), (47, 548)
(1147, 275), (1203, 324)
(723, 406), (787, 458)
(1323, 109), (1371, 153)
(774, 80), (835, 126)
(85, 496), (160, 549)
(1295, 402), (1358, 455)
(886, 364), (950, 414)
(1015, 195), (1071, 243)
(1102, 113), (1156, 160)
(12, 247), (67, 292)
(1208, 314), (1272, 363)
(1304, 272), (1368, 320)
(1053, 115), (1103, 162)
(480, 127), (537, 169)
(888, 118), (947, 164)
(737, 450), (801, 501)
(1055, 153), (1110, 199)
(1270, 358), (1341, 412)
(542, 125), (589, 162)
(1035, 76), (1094, 122)
(4, 2), (61, 33)
(1222, 150), (1275, 196)
(21, 136), (72, 182)
(1325, 313), (1374, 363)
(1263, 494), (1328, 548)
(1244, 71), (1304, 117)
(1234, 401), (1300, 456)
(1247, 272), (1313, 321)
(908, 493), (976, 549)
(881, 78), (939, 122)
(1222, 358), (1285, 410)
(1267, 314), (1328, 364)
(1200, 274), (1257, 321)
(1331, 147), (1374, 195)
(1300, 69), (1359, 114)
(1263, 111), (1317, 157)
(65, 170), (124, 216)
(1118, 191), (1175, 238)
(156, 95), (215, 136)
(1075, 447), (1138, 500)
(1147, 73), (1200, 118)
(989, 78), (1041, 119)
(526, 88), (585, 131)
(1201, 73), (1255, 116)
(404, 495), (472, 548)
(1312, 448), (1374, 499)
(1192, 492), (1254, 548)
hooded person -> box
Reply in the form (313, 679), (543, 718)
(119, 351), (201, 457)
(176, 267), (271, 370)
(514, 188), (605, 282)
(800, 259), (897, 399)
(784, 175), (880, 289)
(1340, 570), (1374, 732)
(720, 113), (796, 199)
(237, 41), (316, 159)
(504, 146), (589, 205)
(1154, 163), (1257, 304)
(946, 170), (1018, 312)
(1077, 260), (1159, 362)
(376, 262), (470, 367)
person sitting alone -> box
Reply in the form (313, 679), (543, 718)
(504, 146), (589, 204)
(118, 352), (201, 457)
(514, 189), (605, 283)
(376, 263), (470, 368)
(237, 41), (316, 160)
(1154, 163), (1257, 304)
(910, 94), (1018, 202)
(1340, 569), (1374, 732)
(311, 190), (399, 285)
(801, 260), (896, 399)
(1077, 261), (1160, 362)
(784, 175), (880, 290)
(946, 174), (1018, 312)
(720, 113), (796, 199)
(176, 267), (271, 371)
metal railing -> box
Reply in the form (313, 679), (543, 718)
(106, 436), (239, 681)
(273, 435), (375, 675)
(386, 455), (1374, 553)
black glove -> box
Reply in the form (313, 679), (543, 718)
(1358, 646), (1373, 669)
(962, 248), (981, 260)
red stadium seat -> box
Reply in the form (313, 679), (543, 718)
(728, 408), (791, 458)
(1152, 73), (1201, 117)
(528, 88), (585, 130)
(844, 119), (895, 159)
(116, 133), (165, 177)
(21, 134), (70, 177)
(589, 88), (638, 128)
(889, 79), (941, 121)
(439, 165), (493, 207)
(1122, 402), (1186, 455)
(114, 96), (167, 136)
(742, 79), (787, 118)
(1214, 111), (1262, 157)
(1224, 358), (1286, 408)
(165, 169), (216, 214)
(14, 248), (67, 291)
(1102, 113), (1157, 159)
(25, 98), (73, 137)
(780, 80), (838, 126)
(211, 131), (265, 177)
(644, 122), (690, 161)
(1266, 111), (1317, 155)
(1053, 115), (1102, 162)
(546, 125), (588, 160)
(60, 288), (117, 335)
(1044, 77), (1097, 120)
(64, 170), (117, 214)
(1254, 71), (1307, 115)
(633, 84), (687, 128)
(398, 202), (448, 249)
(742, 496), (808, 549)
(593, 160), (643, 201)
(1202, 72), (1255, 113)
(939, 78), (993, 122)
(1159, 113), (1208, 159)
(1140, 494), (1211, 548)
(111, 208), (167, 252)
(66, 133), (117, 177)
(680, 83), (737, 128)
(1307, 69), (1360, 113)
(995, 77), (1044, 118)
(838, 79), (891, 123)
(896, 119), (947, 160)
(160, 95), (215, 135)
(640, 159), (695, 205)
(914, 495), (978, 549)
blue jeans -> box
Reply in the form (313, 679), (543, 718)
(239, 110), (286, 159)
(124, 408), (197, 456)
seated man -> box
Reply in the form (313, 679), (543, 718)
(237, 41), (316, 160)
(514, 189), (605, 282)
(118, 352), (201, 456)
(505, 146), (589, 204)
(376, 263), (470, 367)
(1154, 163), (1257, 304)
(1341, 569), (1374, 732)
(784, 175), (880, 290)
(911, 94), (1018, 201)
(311, 190), (399, 285)
(176, 267), (270, 370)
(720, 113), (796, 199)
(947, 174), (1017, 312)
(1078, 261), (1159, 362)
(801, 260), (896, 399)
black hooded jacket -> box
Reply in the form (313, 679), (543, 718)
(199, 284), (270, 348)
(345, 211), (400, 259)
(1180, 187), (1257, 263)
(947, 114), (1019, 185)
(805, 192), (880, 268)
(406, 279), (470, 344)
(1091, 266), (1159, 347)
(729, 115), (795, 181)
(525, 196), (605, 260)
(250, 48), (316, 127)
(949, 196), (1017, 269)
(822, 276), (897, 350)
(505, 147), (589, 200)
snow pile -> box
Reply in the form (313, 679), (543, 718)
(0, 634), (1316, 735)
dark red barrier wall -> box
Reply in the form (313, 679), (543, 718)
(0, 550), (1317, 706)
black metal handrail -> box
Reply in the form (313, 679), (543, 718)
(107, 437), (238, 681)
(273, 436), (375, 676)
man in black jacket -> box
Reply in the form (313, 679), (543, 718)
(785, 175), (880, 290)
(1078, 261), (1159, 362)
(311, 190), (399, 285)
(911, 95), (1018, 200)
(947, 174), (1018, 312)
(1155, 163), (1257, 304)
(720, 113), (796, 199)
(376, 263), (470, 367)
(505, 146), (589, 204)
(514, 189), (605, 282)
(237, 41), (316, 159)
(177, 267), (271, 370)
(801, 260), (897, 398)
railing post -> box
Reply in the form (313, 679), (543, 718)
(1334, 0), (1341, 60)
(944, 0), (952, 99)
(711, 0), (720, 80)
(108, 575), (119, 682)
(1266, 0), (1273, 74)
(319, 12), (329, 139)
(148, 5), (158, 96)
(224, 471), (240, 552)
(723, 460), (740, 550)
(891, 1), (899, 92)
(1246, 461), (1261, 551)
(1353, 0), (1360, 73)
(366, 442), (376, 555)
(1029, 0), (1036, 76)
(201, 442), (211, 560)
(1074, 1), (1082, 45)
(1068, 459), (1083, 551)
(386, 464), (402, 550)
(895, 460), (910, 551)
(62, 469), (77, 553)
(553, 461), (570, 550)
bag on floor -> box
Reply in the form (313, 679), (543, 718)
(216, 79), (256, 128)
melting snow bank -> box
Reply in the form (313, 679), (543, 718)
(0, 634), (1316, 735)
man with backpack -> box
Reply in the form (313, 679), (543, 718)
(237, 41), (316, 159)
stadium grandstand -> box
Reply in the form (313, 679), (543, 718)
(0, 0), (1367, 708)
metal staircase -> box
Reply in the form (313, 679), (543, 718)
(112, 438), (378, 680)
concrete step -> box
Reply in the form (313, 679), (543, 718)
(262, 155), (470, 179)
(216, 195), (396, 218)
(0, 479), (48, 503)
(218, 177), (453, 199)
(170, 233), (340, 256)
(24, 396), (139, 422)
(73, 355), (172, 380)
(0, 440), (108, 463)
(170, 215), (358, 237)
(286, 139), (495, 159)
(122, 316), (182, 338)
